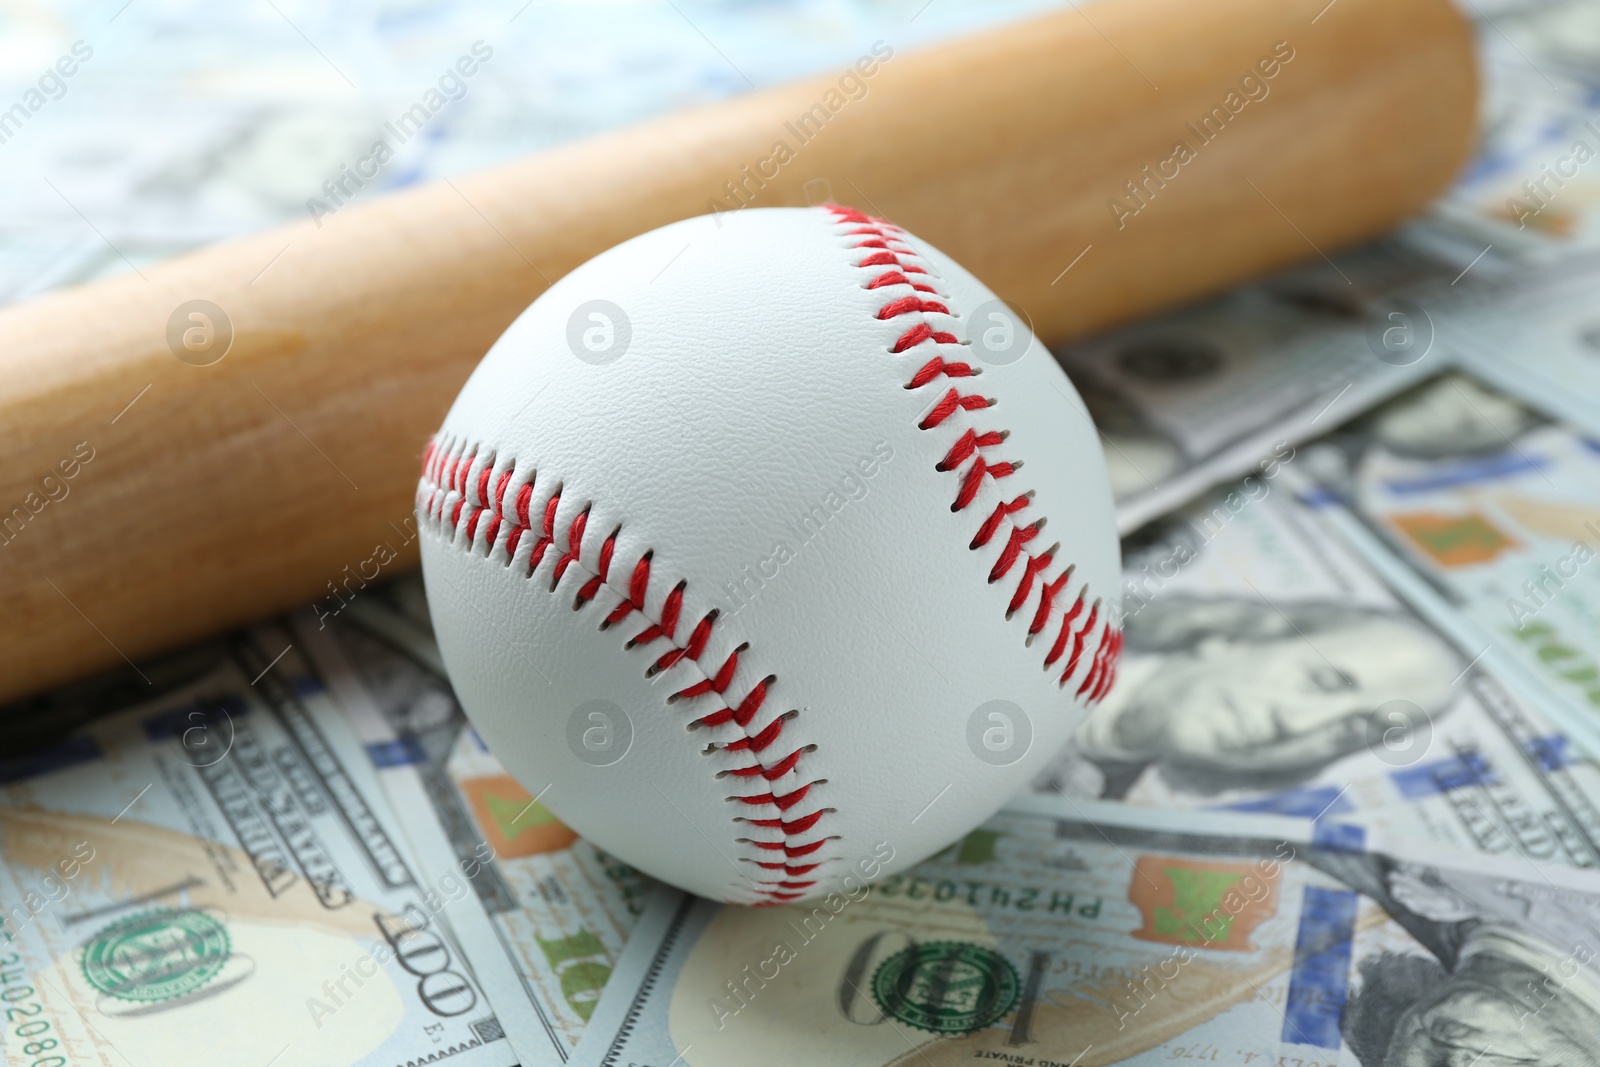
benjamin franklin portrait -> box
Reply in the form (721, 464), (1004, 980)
(1314, 849), (1600, 1066)
(1066, 594), (1462, 797)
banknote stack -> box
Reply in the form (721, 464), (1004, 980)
(6, 1), (1600, 1065)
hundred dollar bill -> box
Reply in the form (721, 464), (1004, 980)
(1052, 237), (1470, 534)
(1424, 69), (1600, 264)
(0, 624), (515, 1067)
(1034, 469), (1600, 867)
(296, 583), (654, 1061)
(0, 0), (1066, 308)
(1450, 263), (1600, 441)
(1300, 370), (1600, 755)
(1401, 0), (1600, 266)
(575, 793), (1600, 1066)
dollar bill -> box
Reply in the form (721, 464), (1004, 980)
(1033, 467), (1600, 867)
(1300, 369), (1600, 756)
(1397, 0), (1600, 268)
(1423, 70), (1600, 264)
(296, 581), (654, 1061)
(1450, 263), (1600, 440)
(0, 0), (1071, 307)
(1051, 237), (1474, 534)
(0, 623), (515, 1067)
(575, 792), (1600, 1066)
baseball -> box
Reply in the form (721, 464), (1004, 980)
(417, 205), (1120, 904)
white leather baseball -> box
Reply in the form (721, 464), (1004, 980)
(417, 205), (1120, 904)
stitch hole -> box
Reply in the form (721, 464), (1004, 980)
(731, 807), (836, 826)
(722, 779), (828, 802)
(624, 624), (669, 651)
(734, 835), (842, 845)
(1008, 543), (1060, 622)
(703, 608), (721, 625)
(700, 710), (805, 760)
(710, 748), (811, 779)
(549, 503), (592, 592)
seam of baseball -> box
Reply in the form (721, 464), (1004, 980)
(823, 204), (1123, 697)
(418, 437), (834, 905)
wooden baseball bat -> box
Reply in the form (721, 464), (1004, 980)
(0, 0), (1474, 705)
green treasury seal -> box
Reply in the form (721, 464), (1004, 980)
(82, 908), (231, 1003)
(870, 940), (1021, 1034)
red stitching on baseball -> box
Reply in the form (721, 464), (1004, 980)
(907, 356), (977, 389)
(825, 203), (1121, 696)
(756, 861), (822, 874)
(417, 444), (829, 903)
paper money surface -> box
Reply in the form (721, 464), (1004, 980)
(0, 625), (515, 1067)
(576, 793), (1600, 1066)
(1428, 92), (1600, 264)
(298, 581), (654, 1061)
(1030, 467), (1600, 866)
(1451, 264), (1600, 440)
(0, 0), (1066, 305)
(1052, 237), (1476, 534)
(1302, 371), (1600, 751)
(1404, 0), (1600, 266)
